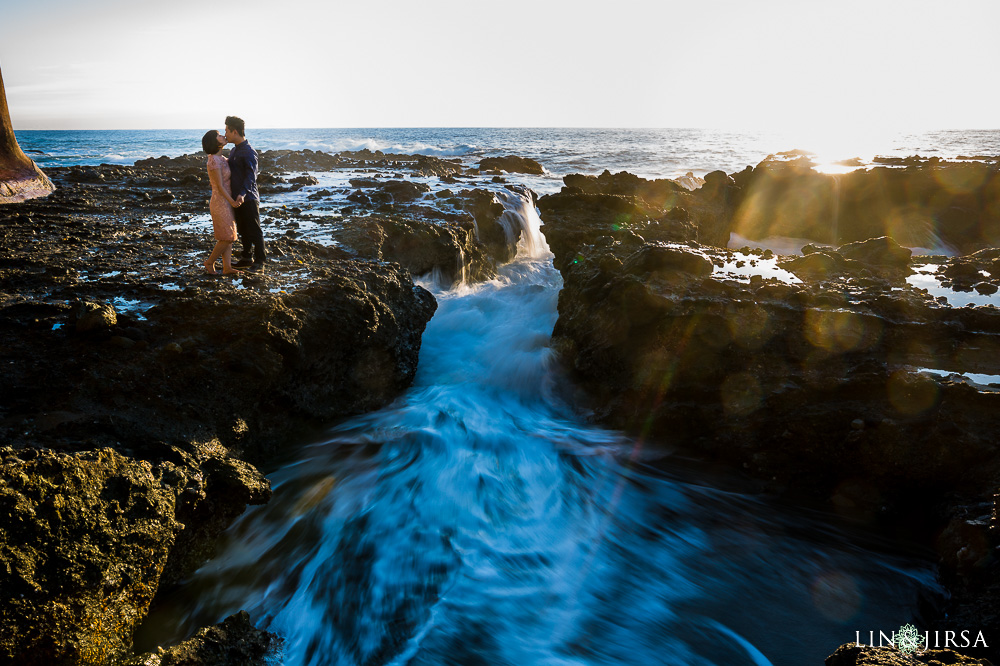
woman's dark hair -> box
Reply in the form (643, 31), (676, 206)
(202, 130), (221, 155)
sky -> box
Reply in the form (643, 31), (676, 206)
(3, 0), (999, 131)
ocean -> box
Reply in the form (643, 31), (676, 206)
(14, 127), (1000, 195)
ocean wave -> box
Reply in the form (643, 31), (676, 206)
(408, 142), (480, 157)
(269, 138), (479, 157)
(100, 153), (134, 164)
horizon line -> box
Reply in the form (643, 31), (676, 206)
(12, 126), (1000, 133)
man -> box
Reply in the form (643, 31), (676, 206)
(224, 115), (266, 270)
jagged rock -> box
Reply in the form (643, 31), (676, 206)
(620, 243), (713, 278)
(331, 215), (495, 284)
(540, 170), (736, 250)
(0, 448), (182, 665)
(459, 189), (519, 264)
(542, 191), (1000, 522)
(478, 155), (544, 175)
(158, 444), (271, 586)
(825, 643), (992, 665)
(562, 170), (686, 208)
(72, 300), (117, 333)
(124, 611), (280, 666)
(837, 236), (912, 268)
(380, 179), (431, 202)
(779, 251), (844, 280)
(728, 156), (1000, 253)
(412, 155), (464, 178)
(537, 191), (696, 270)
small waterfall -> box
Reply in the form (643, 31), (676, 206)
(910, 231), (960, 257)
(494, 186), (551, 258)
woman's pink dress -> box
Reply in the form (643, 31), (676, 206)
(207, 153), (237, 241)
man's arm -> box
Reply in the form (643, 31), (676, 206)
(233, 147), (258, 201)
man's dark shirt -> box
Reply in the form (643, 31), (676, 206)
(228, 141), (259, 203)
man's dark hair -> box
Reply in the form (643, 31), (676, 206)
(201, 129), (221, 155)
(225, 115), (246, 137)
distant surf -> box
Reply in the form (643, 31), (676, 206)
(13, 127), (1000, 184)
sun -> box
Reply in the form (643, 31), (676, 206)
(766, 122), (909, 174)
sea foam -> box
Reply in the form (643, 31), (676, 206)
(272, 137), (479, 157)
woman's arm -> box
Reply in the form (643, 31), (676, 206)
(207, 162), (238, 207)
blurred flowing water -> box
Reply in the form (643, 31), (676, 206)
(138, 200), (940, 666)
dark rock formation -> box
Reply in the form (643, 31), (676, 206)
(563, 169), (687, 207)
(825, 643), (993, 665)
(478, 155), (544, 175)
(0, 448), (182, 665)
(538, 170), (736, 250)
(124, 611), (280, 666)
(544, 228), (1000, 518)
(729, 155), (1000, 253)
(0, 67), (54, 203)
(458, 188), (522, 265)
(0, 428), (271, 665)
(546, 156), (999, 256)
(331, 215), (496, 285)
(347, 178), (431, 203)
(0, 161), (442, 662)
(135, 148), (463, 180)
(538, 191), (698, 270)
(540, 168), (1000, 661)
(778, 236), (913, 281)
(158, 445), (271, 587)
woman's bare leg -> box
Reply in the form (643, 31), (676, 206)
(221, 241), (242, 275)
(205, 241), (225, 274)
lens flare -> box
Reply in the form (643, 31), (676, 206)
(804, 309), (882, 353)
(887, 370), (940, 416)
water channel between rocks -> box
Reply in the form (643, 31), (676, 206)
(137, 212), (941, 666)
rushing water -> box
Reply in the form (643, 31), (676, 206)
(136, 196), (940, 666)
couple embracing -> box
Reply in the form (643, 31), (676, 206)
(200, 115), (267, 274)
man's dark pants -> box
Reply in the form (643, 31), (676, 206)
(234, 198), (266, 263)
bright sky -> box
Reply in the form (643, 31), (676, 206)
(3, 0), (998, 131)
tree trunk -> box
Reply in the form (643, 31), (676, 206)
(0, 66), (54, 203)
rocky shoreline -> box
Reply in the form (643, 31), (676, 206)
(537, 156), (1000, 665)
(0, 149), (534, 664)
(2, 147), (1000, 664)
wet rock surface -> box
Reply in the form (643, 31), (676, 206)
(539, 162), (1000, 663)
(124, 611), (280, 666)
(728, 154), (1000, 253)
(478, 155), (544, 175)
(825, 643), (993, 665)
(538, 168), (735, 250)
(0, 447), (181, 665)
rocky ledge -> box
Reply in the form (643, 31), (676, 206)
(0, 149), (536, 664)
(727, 151), (1000, 254)
(539, 158), (1000, 664)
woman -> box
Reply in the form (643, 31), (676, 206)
(201, 129), (242, 274)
